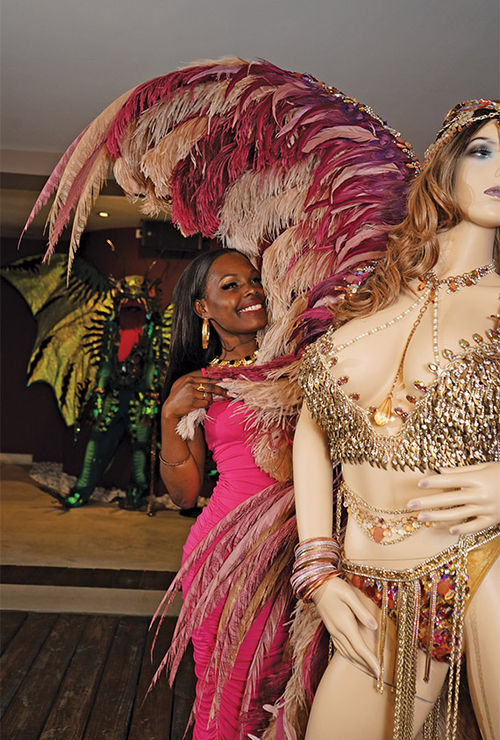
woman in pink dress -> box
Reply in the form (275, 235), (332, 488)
(156, 248), (292, 739)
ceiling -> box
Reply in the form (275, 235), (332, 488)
(1, 0), (499, 240)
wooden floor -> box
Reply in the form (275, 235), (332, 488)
(0, 567), (196, 740)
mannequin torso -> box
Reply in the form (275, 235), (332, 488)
(329, 278), (500, 567)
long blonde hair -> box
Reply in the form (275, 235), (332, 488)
(334, 118), (500, 325)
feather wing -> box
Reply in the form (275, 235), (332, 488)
(25, 57), (418, 359)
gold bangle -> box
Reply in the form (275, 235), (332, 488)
(159, 451), (191, 467)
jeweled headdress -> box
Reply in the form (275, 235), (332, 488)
(424, 98), (500, 163)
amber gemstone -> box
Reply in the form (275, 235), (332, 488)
(472, 333), (483, 343)
(442, 348), (454, 360)
(449, 280), (458, 292)
(349, 393), (360, 401)
(373, 526), (385, 543)
(406, 394), (416, 403)
(337, 376), (349, 385)
(414, 380), (428, 392)
(459, 338), (469, 349)
(464, 277), (473, 286)
(373, 397), (392, 426)
(405, 523), (413, 533)
(437, 578), (451, 596)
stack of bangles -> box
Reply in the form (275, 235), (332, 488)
(290, 537), (342, 602)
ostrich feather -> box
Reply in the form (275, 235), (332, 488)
(67, 147), (111, 273)
(18, 128), (86, 246)
(47, 89), (132, 237)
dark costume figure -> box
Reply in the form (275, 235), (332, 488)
(1, 255), (173, 509)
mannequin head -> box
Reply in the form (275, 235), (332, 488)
(334, 100), (499, 324)
(411, 107), (500, 236)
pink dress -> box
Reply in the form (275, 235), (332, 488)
(181, 397), (290, 739)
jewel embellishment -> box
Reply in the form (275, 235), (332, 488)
(340, 481), (431, 545)
(373, 396), (393, 426)
(394, 407), (409, 420)
(414, 380), (428, 392)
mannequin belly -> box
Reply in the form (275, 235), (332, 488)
(342, 462), (460, 568)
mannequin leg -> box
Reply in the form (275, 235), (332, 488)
(305, 592), (449, 740)
(464, 554), (500, 740)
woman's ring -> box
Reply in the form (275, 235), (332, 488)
(197, 383), (206, 392)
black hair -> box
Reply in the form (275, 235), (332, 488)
(164, 248), (241, 395)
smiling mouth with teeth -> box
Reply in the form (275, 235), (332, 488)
(239, 303), (264, 313)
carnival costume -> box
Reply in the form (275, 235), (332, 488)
(291, 100), (500, 740)
(1, 255), (173, 508)
(23, 58), (430, 738)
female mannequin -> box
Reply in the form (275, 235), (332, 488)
(293, 101), (500, 740)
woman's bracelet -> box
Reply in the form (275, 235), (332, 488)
(158, 450), (191, 467)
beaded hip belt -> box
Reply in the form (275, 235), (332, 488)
(341, 524), (500, 740)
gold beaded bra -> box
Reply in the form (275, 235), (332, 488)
(299, 326), (500, 472)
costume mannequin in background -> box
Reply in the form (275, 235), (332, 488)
(293, 101), (500, 740)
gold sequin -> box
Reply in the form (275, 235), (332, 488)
(299, 328), (499, 472)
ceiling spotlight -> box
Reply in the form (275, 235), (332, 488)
(98, 211), (109, 218)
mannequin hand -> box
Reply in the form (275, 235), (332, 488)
(162, 371), (228, 419)
(408, 462), (500, 536)
(312, 576), (379, 677)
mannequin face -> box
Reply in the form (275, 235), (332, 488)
(453, 120), (500, 228)
(195, 252), (266, 339)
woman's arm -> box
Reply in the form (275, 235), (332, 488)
(160, 370), (226, 509)
(294, 403), (379, 676)
(160, 411), (205, 508)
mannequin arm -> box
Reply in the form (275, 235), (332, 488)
(293, 403), (379, 676)
(293, 402), (335, 540)
(408, 461), (500, 535)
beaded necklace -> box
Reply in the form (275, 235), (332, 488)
(209, 350), (258, 367)
(332, 262), (495, 426)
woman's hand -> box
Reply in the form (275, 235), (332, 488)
(408, 462), (500, 536)
(313, 576), (379, 677)
(162, 371), (228, 420)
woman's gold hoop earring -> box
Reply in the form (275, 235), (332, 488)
(201, 318), (210, 349)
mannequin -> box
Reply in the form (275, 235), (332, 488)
(293, 102), (500, 740)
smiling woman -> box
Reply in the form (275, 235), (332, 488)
(152, 248), (291, 739)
